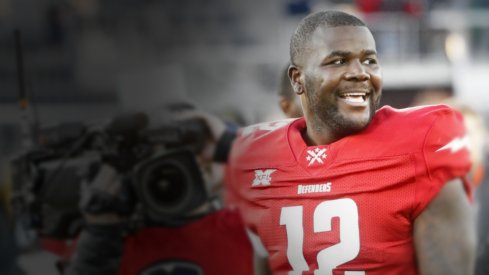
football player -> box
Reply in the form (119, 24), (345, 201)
(206, 10), (476, 275)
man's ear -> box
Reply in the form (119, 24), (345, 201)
(288, 65), (304, 95)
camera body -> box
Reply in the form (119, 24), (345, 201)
(10, 113), (212, 239)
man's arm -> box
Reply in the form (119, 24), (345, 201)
(67, 165), (128, 275)
(67, 224), (124, 275)
(414, 178), (476, 275)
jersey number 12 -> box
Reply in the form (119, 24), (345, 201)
(280, 198), (365, 275)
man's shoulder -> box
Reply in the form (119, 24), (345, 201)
(239, 118), (296, 139)
(352, 104), (463, 156)
(376, 104), (459, 122)
(372, 104), (461, 134)
(235, 118), (297, 148)
(229, 118), (299, 168)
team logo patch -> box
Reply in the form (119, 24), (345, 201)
(306, 147), (327, 166)
(436, 135), (470, 153)
(139, 260), (202, 275)
(252, 169), (276, 187)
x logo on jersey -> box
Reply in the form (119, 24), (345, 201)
(306, 148), (327, 166)
(252, 169), (276, 187)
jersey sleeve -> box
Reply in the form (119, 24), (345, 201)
(224, 163), (239, 208)
(413, 107), (472, 217)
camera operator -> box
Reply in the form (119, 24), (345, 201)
(66, 108), (253, 275)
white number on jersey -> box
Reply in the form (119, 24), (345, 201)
(280, 198), (365, 275)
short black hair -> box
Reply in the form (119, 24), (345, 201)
(290, 10), (366, 65)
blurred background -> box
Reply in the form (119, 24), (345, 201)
(1, 0), (489, 274)
(1, 0), (489, 140)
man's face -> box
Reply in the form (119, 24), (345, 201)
(295, 25), (382, 138)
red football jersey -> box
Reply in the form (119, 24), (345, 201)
(225, 105), (472, 275)
(118, 209), (253, 275)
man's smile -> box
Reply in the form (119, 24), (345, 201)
(338, 90), (371, 107)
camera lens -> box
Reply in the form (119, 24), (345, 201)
(146, 163), (188, 207)
(134, 149), (208, 224)
(138, 158), (193, 216)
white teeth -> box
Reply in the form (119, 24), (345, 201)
(344, 96), (364, 103)
(340, 92), (368, 103)
(340, 92), (369, 103)
(343, 93), (366, 97)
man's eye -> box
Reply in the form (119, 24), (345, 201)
(331, 59), (345, 65)
(363, 58), (377, 65)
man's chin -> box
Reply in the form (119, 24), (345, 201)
(340, 113), (373, 135)
(345, 110), (372, 124)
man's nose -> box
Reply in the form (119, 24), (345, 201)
(344, 60), (370, 81)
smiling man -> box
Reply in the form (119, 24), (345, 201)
(289, 21), (382, 144)
(222, 10), (476, 275)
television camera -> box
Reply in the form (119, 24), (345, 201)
(10, 112), (212, 239)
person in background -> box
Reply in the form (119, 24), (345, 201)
(66, 104), (253, 275)
(278, 65), (303, 118)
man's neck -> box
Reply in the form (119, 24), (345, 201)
(302, 124), (341, 146)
